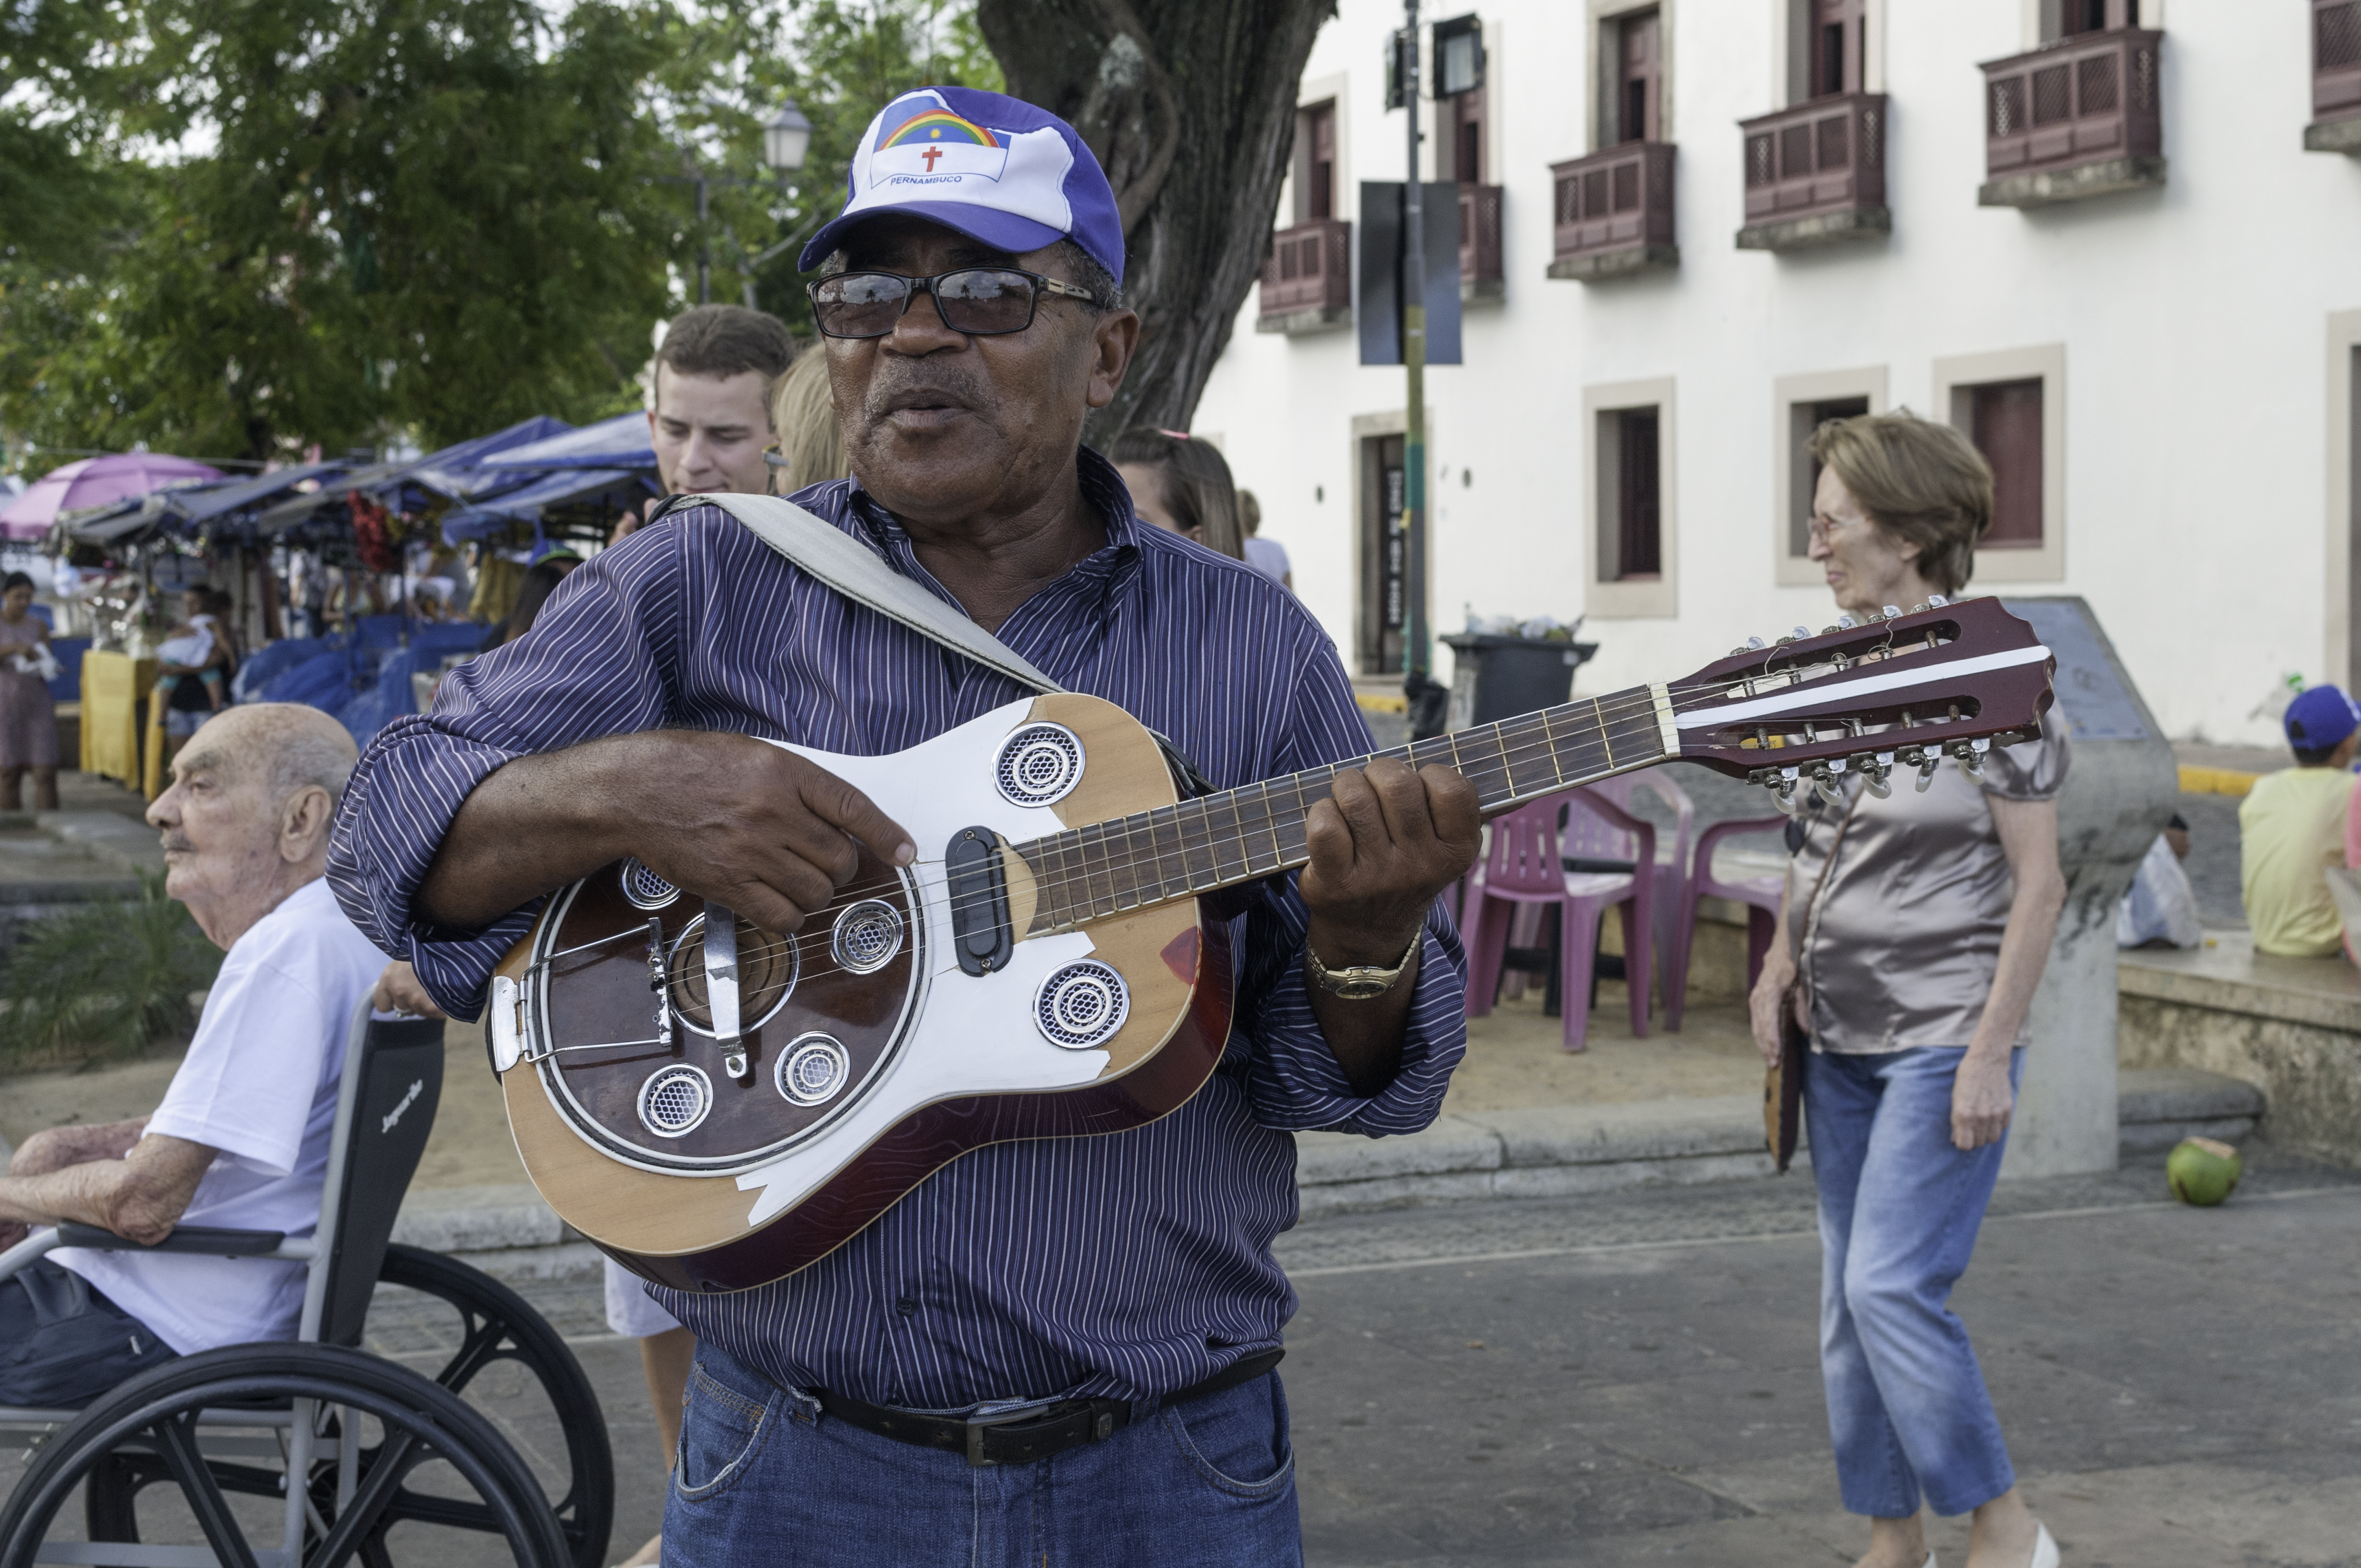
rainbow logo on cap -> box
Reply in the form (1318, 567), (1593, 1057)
(877, 107), (1000, 151)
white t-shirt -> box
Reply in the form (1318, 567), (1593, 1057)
(1242, 535), (1291, 585)
(55, 878), (390, 1354)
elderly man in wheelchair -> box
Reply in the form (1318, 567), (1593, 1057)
(0, 705), (611, 1568)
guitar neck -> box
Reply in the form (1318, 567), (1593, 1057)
(1014, 683), (1678, 937)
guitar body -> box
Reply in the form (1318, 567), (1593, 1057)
(492, 693), (1234, 1292)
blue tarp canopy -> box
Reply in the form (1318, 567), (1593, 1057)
(479, 412), (655, 472)
(440, 468), (656, 542)
(253, 416), (574, 532)
(404, 415), (578, 504)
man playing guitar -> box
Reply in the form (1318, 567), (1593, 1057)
(328, 86), (1479, 1564)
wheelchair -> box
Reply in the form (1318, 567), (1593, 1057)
(0, 1006), (616, 1568)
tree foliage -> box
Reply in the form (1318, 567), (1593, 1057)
(0, 872), (222, 1070)
(976, 0), (1333, 440)
(0, 0), (883, 465)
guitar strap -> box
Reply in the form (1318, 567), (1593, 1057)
(661, 491), (1221, 801)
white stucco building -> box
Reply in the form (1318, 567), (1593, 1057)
(1193, 0), (2361, 747)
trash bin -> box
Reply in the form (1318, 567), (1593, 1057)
(1441, 634), (1598, 731)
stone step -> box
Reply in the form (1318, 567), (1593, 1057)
(2116, 1065), (2264, 1153)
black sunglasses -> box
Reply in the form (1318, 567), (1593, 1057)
(806, 268), (1097, 340)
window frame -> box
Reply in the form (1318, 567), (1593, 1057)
(1775, 0), (1883, 107)
(1582, 377), (1679, 619)
(2323, 310), (2361, 690)
(1587, 0), (1675, 152)
(2022, 0), (2156, 48)
(1772, 366), (1890, 587)
(1931, 344), (2067, 584)
(1282, 74), (1351, 227)
(1350, 408), (1437, 677)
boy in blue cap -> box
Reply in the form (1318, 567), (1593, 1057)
(2239, 685), (2360, 956)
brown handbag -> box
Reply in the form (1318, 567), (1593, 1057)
(1764, 792), (1857, 1173)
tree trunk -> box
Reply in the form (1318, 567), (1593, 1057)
(977, 0), (1332, 444)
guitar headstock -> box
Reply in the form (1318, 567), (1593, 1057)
(1671, 596), (2055, 808)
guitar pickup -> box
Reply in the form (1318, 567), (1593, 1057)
(945, 826), (1013, 977)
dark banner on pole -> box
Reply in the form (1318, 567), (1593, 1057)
(1356, 181), (1462, 367)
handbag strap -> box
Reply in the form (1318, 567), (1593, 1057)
(664, 491), (1068, 698)
(1789, 788), (1862, 1020)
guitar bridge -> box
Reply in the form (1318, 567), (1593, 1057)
(945, 826), (1014, 977)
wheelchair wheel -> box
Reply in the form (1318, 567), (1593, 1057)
(4, 1342), (569, 1568)
(368, 1244), (615, 1568)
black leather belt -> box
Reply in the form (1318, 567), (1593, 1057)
(813, 1349), (1284, 1467)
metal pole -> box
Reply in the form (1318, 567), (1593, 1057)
(1401, 0), (1429, 682)
(696, 171), (711, 304)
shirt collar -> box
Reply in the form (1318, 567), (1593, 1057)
(844, 444), (1145, 596)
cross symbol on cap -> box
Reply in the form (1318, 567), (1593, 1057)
(922, 146), (943, 170)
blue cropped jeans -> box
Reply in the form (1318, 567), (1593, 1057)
(1804, 1046), (2023, 1519)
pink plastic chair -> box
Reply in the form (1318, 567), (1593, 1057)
(1667, 815), (1791, 1027)
(1583, 773), (1695, 1027)
(1464, 787), (1657, 1052)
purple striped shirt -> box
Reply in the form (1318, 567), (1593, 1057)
(327, 449), (1467, 1407)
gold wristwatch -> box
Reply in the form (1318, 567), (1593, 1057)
(1304, 933), (1422, 1000)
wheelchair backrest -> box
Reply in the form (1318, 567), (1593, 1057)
(303, 1008), (446, 1348)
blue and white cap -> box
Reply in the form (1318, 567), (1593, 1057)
(798, 87), (1125, 286)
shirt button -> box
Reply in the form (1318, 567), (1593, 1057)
(896, 1296), (919, 1317)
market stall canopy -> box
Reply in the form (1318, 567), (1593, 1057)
(478, 412), (656, 472)
(166, 460), (350, 526)
(439, 468), (658, 542)
(251, 416), (573, 533)
(1, 453), (224, 541)
(407, 415), (577, 503)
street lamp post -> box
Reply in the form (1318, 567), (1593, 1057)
(688, 97), (813, 306)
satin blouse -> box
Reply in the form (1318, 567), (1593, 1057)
(1784, 709), (2070, 1053)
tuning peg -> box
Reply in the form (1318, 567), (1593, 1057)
(1748, 635), (1767, 650)
(1913, 756), (1940, 792)
(1927, 594), (1950, 607)
(1908, 602), (1930, 614)
(1768, 766), (1803, 816)
(1791, 625), (1811, 641)
(1881, 604), (1903, 619)
(1835, 613), (1859, 630)
(1861, 750), (1896, 800)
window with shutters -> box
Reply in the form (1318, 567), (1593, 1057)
(1293, 101), (1337, 223)
(1585, 379), (1679, 617)
(1772, 368), (1888, 585)
(2311, 0), (2361, 150)
(1978, 11), (2162, 207)
(1615, 10), (1662, 144)
(1810, 0), (1863, 97)
(1934, 346), (2066, 582)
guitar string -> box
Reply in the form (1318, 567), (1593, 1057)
(629, 650), (1995, 978)
(570, 638), (1995, 982)
(656, 644), (1959, 934)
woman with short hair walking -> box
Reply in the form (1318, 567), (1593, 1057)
(1752, 412), (2067, 1568)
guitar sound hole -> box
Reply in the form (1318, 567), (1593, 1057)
(666, 913), (798, 1035)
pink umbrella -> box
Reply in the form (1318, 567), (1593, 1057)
(0, 453), (226, 541)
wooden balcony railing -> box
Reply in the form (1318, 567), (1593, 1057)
(2309, 0), (2361, 154)
(1978, 30), (2165, 206)
(1736, 92), (1889, 251)
(1459, 183), (1503, 300)
(1546, 144), (1677, 282)
(1256, 217), (1352, 335)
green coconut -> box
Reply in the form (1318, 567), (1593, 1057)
(2167, 1136), (2243, 1207)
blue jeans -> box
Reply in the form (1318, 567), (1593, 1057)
(661, 1346), (1301, 1566)
(1804, 1046), (2023, 1519)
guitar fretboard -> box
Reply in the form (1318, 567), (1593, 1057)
(1015, 683), (1674, 934)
